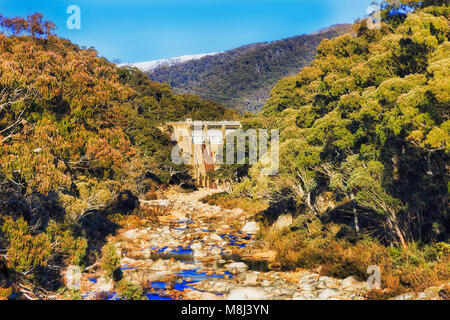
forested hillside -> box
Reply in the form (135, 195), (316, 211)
(0, 12), (235, 297)
(209, 0), (449, 297)
(148, 24), (352, 113)
(0, 1), (448, 301)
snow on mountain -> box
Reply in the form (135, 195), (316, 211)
(118, 52), (220, 72)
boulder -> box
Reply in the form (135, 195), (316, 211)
(228, 287), (267, 300)
(199, 292), (225, 300)
(241, 221), (260, 234)
(190, 242), (203, 250)
(225, 262), (248, 274)
(231, 208), (244, 215)
(208, 233), (223, 242)
(292, 296), (308, 300)
(125, 270), (174, 287)
(193, 249), (206, 259)
(316, 276), (339, 289)
(318, 288), (340, 299)
(271, 214), (292, 231)
(93, 277), (114, 292)
(150, 259), (170, 271)
(339, 276), (368, 291)
(243, 271), (259, 286)
(210, 247), (222, 255)
(126, 250), (147, 260)
(142, 248), (152, 259)
(122, 229), (140, 241)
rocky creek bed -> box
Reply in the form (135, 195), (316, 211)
(78, 189), (448, 300)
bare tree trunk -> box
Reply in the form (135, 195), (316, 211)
(394, 224), (407, 248)
(387, 217), (407, 248)
(306, 192), (312, 210)
(351, 193), (359, 234)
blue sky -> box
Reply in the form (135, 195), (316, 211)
(0, 0), (374, 63)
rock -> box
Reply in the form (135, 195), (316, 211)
(93, 277), (114, 292)
(142, 248), (152, 259)
(199, 292), (225, 300)
(208, 233), (223, 242)
(298, 284), (315, 292)
(242, 250), (277, 263)
(339, 276), (368, 291)
(244, 272), (259, 286)
(121, 257), (139, 265)
(222, 248), (233, 255)
(417, 292), (426, 299)
(271, 214), (293, 231)
(241, 221), (260, 234)
(122, 229), (140, 240)
(313, 266), (323, 273)
(392, 292), (415, 300)
(210, 247), (222, 255)
(150, 259), (170, 271)
(293, 292), (316, 300)
(316, 276), (338, 289)
(292, 296), (308, 300)
(64, 265), (81, 290)
(126, 250), (147, 260)
(423, 285), (443, 299)
(228, 287), (267, 300)
(125, 270), (175, 287)
(193, 249), (206, 258)
(171, 211), (186, 219)
(259, 279), (271, 287)
(190, 242), (202, 250)
(266, 286), (292, 297)
(225, 262), (248, 274)
(318, 288), (340, 299)
(231, 208), (244, 215)
(212, 281), (231, 294)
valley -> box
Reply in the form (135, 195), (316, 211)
(0, 1), (449, 301)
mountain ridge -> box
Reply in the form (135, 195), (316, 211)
(147, 24), (353, 112)
(118, 52), (220, 72)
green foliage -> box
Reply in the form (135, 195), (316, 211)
(0, 11), (238, 293)
(0, 20), (135, 194)
(0, 286), (13, 300)
(101, 243), (121, 281)
(46, 220), (87, 267)
(0, 216), (51, 273)
(118, 66), (237, 123)
(115, 279), (143, 300)
(63, 289), (83, 300)
(244, 4), (450, 246)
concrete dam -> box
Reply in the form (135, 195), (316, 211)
(166, 119), (241, 187)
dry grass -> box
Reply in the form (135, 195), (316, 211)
(108, 213), (152, 230)
(260, 214), (450, 298)
(200, 192), (268, 216)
